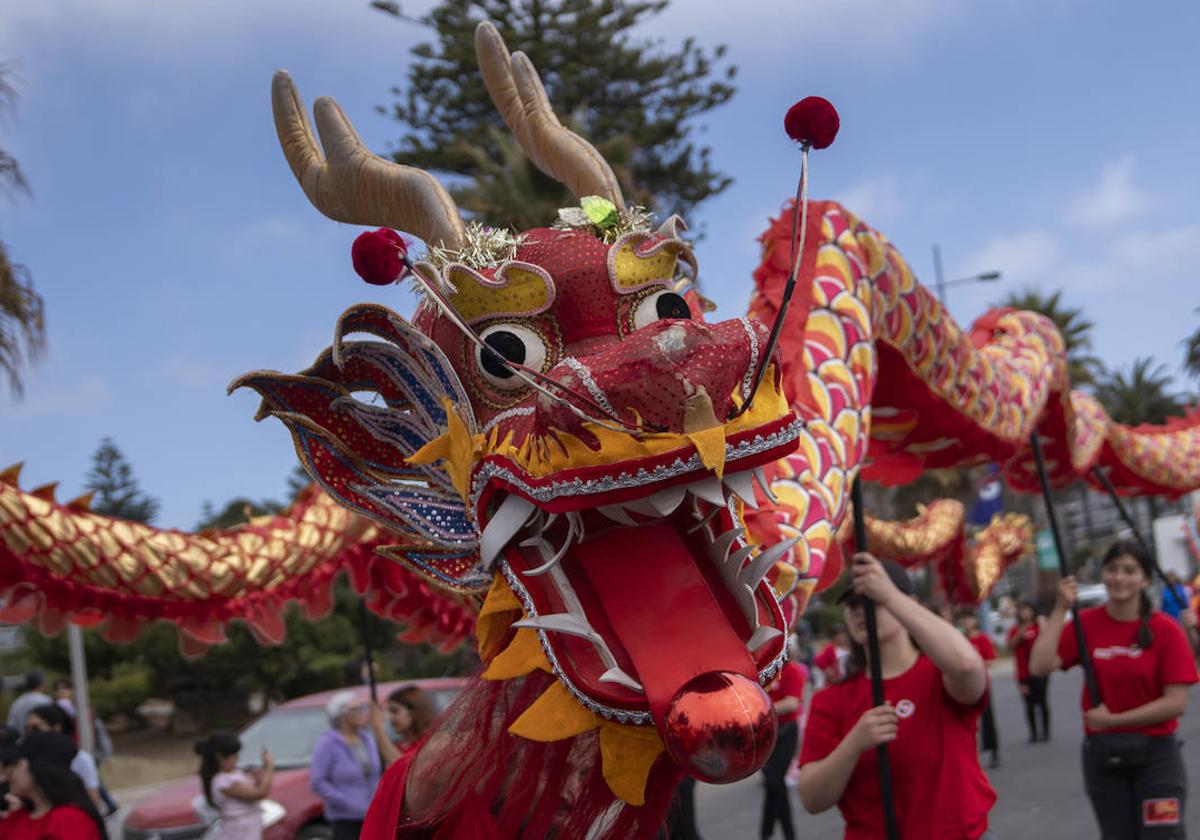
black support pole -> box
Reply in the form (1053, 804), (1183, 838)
(851, 479), (900, 840)
(358, 599), (379, 703)
(1090, 465), (1189, 612)
(1030, 434), (1101, 706)
(1090, 465), (1200, 655)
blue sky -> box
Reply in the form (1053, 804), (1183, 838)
(2, 0), (1198, 527)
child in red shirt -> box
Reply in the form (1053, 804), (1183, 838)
(1006, 602), (1050, 742)
(957, 609), (999, 768)
(1031, 540), (1198, 840)
(798, 554), (995, 839)
(0, 731), (105, 839)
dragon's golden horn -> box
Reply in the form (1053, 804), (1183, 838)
(0, 464), (22, 487)
(475, 21), (624, 206)
(271, 71), (467, 250)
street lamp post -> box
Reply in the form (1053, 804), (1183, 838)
(931, 244), (1002, 306)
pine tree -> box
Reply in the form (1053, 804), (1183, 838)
(376, 0), (736, 227)
(84, 438), (160, 523)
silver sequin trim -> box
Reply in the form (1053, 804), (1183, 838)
(559, 356), (618, 419)
(481, 405), (537, 435)
(737, 316), (760, 400)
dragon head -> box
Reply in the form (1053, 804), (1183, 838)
(235, 22), (803, 794)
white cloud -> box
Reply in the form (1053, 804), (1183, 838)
(1065, 157), (1149, 228)
(837, 175), (905, 223)
(964, 230), (1062, 282)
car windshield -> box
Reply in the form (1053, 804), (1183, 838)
(237, 708), (327, 770)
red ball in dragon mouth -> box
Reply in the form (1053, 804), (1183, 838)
(661, 671), (778, 783)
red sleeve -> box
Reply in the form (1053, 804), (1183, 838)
(813, 645), (835, 669)
(1057, 616), (1080, 670)
(1156, 617), (1200, 686)
(799, 686), (844, 765)
(778, 663), (806, 699)
(975, 635), (996, 661)
(362, 748), (419, 839)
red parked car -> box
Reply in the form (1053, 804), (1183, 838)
(120, 678), (467, 840)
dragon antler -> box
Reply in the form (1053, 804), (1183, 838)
(270, 71), (467, 249)
(474, 21), (624, 206)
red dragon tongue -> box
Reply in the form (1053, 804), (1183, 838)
(574, 523), (777, 783)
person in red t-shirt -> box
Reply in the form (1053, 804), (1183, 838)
(1030, 540), (1199, 840)
(0, 731), (106, 839)
(813, 626), (850, 686)
(1006, 602), (1050, 743)
(797, 554), (995, 839)
(957, 609), (999, 768)
(761, 660), (807, 840)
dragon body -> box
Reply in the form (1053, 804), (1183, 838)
(2, 19), (1200, 839)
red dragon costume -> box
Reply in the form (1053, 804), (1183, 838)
(2, 19), (1200, 839)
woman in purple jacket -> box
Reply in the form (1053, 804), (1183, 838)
(309, 691), (382, 840)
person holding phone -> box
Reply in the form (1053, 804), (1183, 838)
(193, 732), (275, 840)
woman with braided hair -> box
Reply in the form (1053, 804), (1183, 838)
(1030, 539), (1198, 839)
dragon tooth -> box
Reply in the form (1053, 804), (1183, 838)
(513, 613), (595, 638)
(708, 527), (742, 566)
(599, 667), (645, 692)
(524, 530), (576, 576)
(686, 475), (726, 507)
(748, 625), (783, 651)
(686, 505), (720, 534)
(728, 544), (755, 569)
(739, 536), (801, 592)
(753, 467), (780, 504)
(647, 485), (686, 516)
(479, 494), (537, 567)
(597, 504), (638, 526)
(723, 470), (759, 509)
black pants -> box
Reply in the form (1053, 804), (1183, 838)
(979, 694), (998, 757)
(1083, 736), (1187, 839)
(1020, 676), (1050, 741)
(331, 819), (364, 840)
(665, 775), (703, 840)
(760, 721), (798, 840)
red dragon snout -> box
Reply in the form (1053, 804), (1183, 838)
(539, 317), (769, 436)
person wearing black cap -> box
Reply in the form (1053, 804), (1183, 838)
(0, 730), (106, 838)
(796, 553), (996, 839)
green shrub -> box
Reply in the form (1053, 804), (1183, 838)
(89, 665), (152, 719)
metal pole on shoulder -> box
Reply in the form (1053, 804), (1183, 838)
(67, 623), (96, 754)
(851, 479), (900, 840)
(1030, 434), (1101, 706)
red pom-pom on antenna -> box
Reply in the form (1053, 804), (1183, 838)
(351, 228), (410, 285)
(784, 97), (840, 150)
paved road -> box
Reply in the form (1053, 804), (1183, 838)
(105, 664), (1198, 839)
(695, 663), (1200, 839)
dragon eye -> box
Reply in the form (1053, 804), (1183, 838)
(633, 289), (693, 330)
(475, 324), (548, 390)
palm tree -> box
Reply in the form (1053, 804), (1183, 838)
(999, 289), (1101, 387)
(1093, 357), (1187, 426)
(1184, 306), (1200, 382)
(0, 64), (44, 397)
